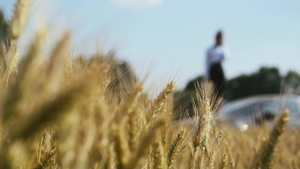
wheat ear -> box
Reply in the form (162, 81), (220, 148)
(167, 129), (185, 168)
(219, 153), (228, 169)
(10, 0), (32, 46)
(152, 81), (175, 119)
(125, 119), (165, 169)
(251, 109), (290, 169)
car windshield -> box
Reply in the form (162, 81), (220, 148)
(222, 101), (271, 117)
(264, 100), (298, 116)
(221, 97), (299, 118)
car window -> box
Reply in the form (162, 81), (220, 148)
(222, 101), (260, 115)
(223, 101), (272, 117)
(264, 100), (298, 116)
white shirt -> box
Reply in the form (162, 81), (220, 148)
(205, 45), (229, 79)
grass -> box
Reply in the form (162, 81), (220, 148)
(0, 0), (300, 169)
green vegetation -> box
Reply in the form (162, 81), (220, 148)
(0, 9), (10, 43)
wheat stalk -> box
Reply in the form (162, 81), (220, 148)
(10, 0), (32, 46)
(250, 109), (290, 169)
(167, 129), (185, 168)
(151, 81), (175, 120)
(125, 119), (165, 169)
(219, 153), (228, 169)
(193, 82), (221, 150)
(2, 30), (46, 121)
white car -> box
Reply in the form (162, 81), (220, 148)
(219, 95), (300, 131)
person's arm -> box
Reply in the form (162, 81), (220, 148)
(222, 46), (230, 61)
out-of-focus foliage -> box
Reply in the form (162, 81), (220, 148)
(284, 71), (300, 91)
(0, 9), (10, 45)
(226, 67), (281, 100)
(174, 76), (203, 119)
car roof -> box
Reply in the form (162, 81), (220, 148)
(224, 94), (300, 105)
(221, 94), (300, 114)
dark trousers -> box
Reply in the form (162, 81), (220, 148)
(209, 63), (225, 97)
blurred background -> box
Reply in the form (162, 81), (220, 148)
(1, 0), (300, 99)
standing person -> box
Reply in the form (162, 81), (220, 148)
(205, 31), (229, 97)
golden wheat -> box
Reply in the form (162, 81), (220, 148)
(0, 1), (300, 169)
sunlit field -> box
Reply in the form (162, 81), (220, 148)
(0, 1), (300, 169)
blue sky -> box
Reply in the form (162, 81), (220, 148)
(1, 0), (300, 92)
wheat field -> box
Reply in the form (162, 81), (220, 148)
(0, 0), (300, 169)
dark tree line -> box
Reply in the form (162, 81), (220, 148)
(0, 9), (9, 45)
(226, 67), (281, 100)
